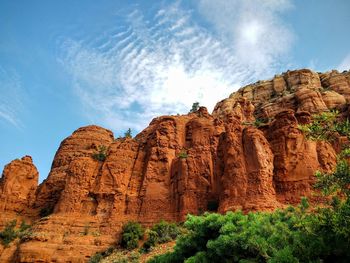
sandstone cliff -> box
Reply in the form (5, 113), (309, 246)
(0, 68), (349, 262)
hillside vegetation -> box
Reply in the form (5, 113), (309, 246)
(147, 112), (350, 263)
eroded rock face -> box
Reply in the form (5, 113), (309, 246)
(0, 156), (38, 218)
(213, 97), (255, 123)
(0, 69), (347, 262)
(242, 127), (278, 210)
(34, 125), (114, 215)
(0, 156), (39, 262)
(213, 69), (350, 120)
(267, 110), (322, 203)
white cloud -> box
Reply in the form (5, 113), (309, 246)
(308, 59), (318, 71)
(60, 1), (293, 133)
(0, 67), (23, 128)
(337, 53), (350, 72)
(197, 0), (294, 74)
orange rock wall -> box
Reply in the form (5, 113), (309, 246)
(0, 69), (349, 262)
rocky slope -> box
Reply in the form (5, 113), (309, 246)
(0, 68), (349, 262)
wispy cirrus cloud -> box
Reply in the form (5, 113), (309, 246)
(337, 53), (350, 72)
(0, 67), (24, 128)
(59, 1), (294, 132)
(197, 0), (294, 74)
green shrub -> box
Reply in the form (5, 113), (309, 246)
(148, 205), (350, 262)
(335, 118), (350, 138)
(178, 151), (188, 159)
(141, 221), (181, 253)
(104, 246), (115, 256)
(0, 220), (33, 246)
(89, 252), (103, 263)
(0, 220), (17, 247)
(19, 221), (31, 233)
(88, 246), (115, 263)
(147, 252), (174, 263)
(110, 251), (140, 263)
(129, 251), (141, 263)
(148, 147), (350, 263)
(17, 221), (32, 240)
(121, 221), (144, 250)
(314, 158), (350, 197)
(298, 110), (339, 141)
(340, 148), (350, 158)
(151, 221), (179, 244)
(142, 230), (158, 252)
(92, 145), (107, 161)
(147, 210), (326, 263)
(253, 118), (268, 127)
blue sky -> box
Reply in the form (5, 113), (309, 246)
(1, 0), (349, 182)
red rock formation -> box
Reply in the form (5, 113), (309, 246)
(0, 69), (347, 262)
(0, 156), (38, 222)
(216, 69), (350, 120)
(267, 110), (322, 203)
(242, 127), (279, 210)
(34, 125), (114, 215)
(0, 156), (38, 262)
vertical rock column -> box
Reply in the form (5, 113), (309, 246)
(217, 117), (247, 212)
(242, 127), (279, 210)
(0, 156), (38, 217)
(170, 109), (224, 219)
(267, 110), (319, 204)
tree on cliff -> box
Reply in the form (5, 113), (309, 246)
(124, 128), (132, 138)
(189, 102), (200, 113)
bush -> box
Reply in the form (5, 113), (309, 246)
(88, 246), (115, 263)
(178, 151), (188, 159)
(142, 230), (158, 252)
(0, 220), (17, 247)
(141, 221), (180, 253)
(147, 210), (327, 263)
(335, 118), (350, 138)
(129, 251), (141, 263)
(148, 205), (350, 262)
(340, 148), (350, 158)
(92, 145), (107, 162)
(19, 221), (31, 232)
(314, 158), (350, 197)
(0, 220), (32, 246)
(104, 246), (115, 256)
(89, 252), (103, 263)
(17, 221), (32, 240)
(152, 221), (179, 244)
(109, 251), (140, 263)
(148, 147), (350, 263)
(298, 111), (339, 141)
(121, 222), (144, 250)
